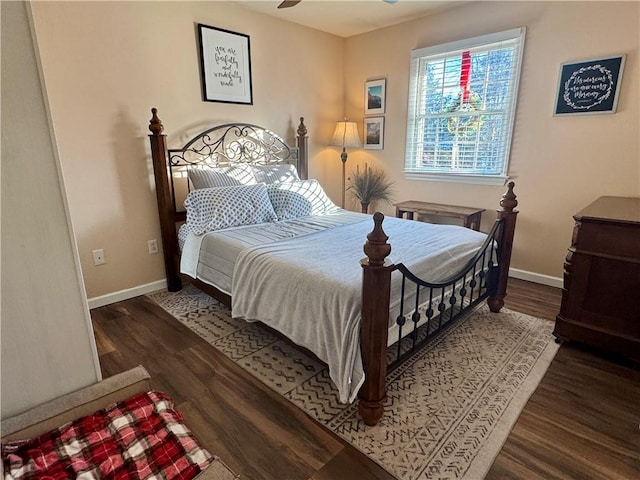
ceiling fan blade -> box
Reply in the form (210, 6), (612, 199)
(278, 0), (302, 8)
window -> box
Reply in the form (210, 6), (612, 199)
(405, 28), (525, 185)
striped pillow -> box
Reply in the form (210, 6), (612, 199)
(188, 164), (257, 189)
(267, 180), (338, 221)
(251, 164), (300, 184)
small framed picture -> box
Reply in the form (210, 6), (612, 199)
(365, 78), (386, 115)
(197, 23), (253, 104)
(554, 55), (625, 115)
(363, 117), (384, 150)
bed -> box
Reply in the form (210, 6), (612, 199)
(147, 108), (519, 426)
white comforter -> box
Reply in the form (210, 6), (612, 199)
(231, 215), (487, 403)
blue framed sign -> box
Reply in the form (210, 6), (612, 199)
(554, 55), (625, 115)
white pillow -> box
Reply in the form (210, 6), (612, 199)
(267, 179), (338, 221)
(188, 163), (257, 189)
(251, 164), (300, 184)
(184, 184), (277, 235)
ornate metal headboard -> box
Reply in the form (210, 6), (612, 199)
(148, 108), (309, 291)
(167, 123), (302, 214)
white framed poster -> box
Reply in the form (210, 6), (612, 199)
(365, 78), (386, 115)
(363, 117), (384, 150)
(198, 24), (253, 104)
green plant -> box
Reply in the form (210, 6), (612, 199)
(347, 164), (394, 210)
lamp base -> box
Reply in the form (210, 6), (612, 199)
(341, 148), (348, 208)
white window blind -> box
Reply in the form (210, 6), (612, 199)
(405, 28), (525, 185)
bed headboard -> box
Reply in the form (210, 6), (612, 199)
(148, 108), (308, 291)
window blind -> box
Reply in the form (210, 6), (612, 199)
(405, 28), (525, 183)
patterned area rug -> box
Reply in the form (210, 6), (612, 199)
(148, 285), (558, 480)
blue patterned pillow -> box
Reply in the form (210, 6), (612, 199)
(267, 180), (338, 221)
(184, 184), (277, 235)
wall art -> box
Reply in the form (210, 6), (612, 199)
(365, 78), (386, 115)
(363, 117), (384, 150)
(198, 24), (253, 104)
(554, 55), (625, 115)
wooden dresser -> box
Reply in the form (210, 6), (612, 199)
(554, 196), (640, 361)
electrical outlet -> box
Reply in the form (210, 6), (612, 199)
(148, 239), (159, 254)
(92, 249), (106, 266)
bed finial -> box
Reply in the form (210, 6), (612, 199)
(296, 117), (308, 180)
(297, 117), (307, 137)
(149, 108), (164, 135)
(500, 181), (518, 212)
(363, 212), (391, 268)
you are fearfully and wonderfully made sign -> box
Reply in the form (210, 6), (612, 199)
(554, 55), (625, 115)
(198, 24), (253, 105)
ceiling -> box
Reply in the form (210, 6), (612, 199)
(234, 0), (463, 38)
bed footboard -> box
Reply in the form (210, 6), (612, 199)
(358, 183), (518, 426)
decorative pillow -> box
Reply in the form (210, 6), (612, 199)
(267, 179), (338, 221)
(251, 164), (300, 184)
(188, 163), (257, 189)
(184, 184), (277, 235)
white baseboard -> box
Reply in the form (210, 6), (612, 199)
(509, 268), (563, 288)
(87, 279), (167, 310)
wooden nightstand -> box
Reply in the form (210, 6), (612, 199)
(395, 200), (485, 231)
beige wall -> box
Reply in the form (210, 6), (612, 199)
(30, 1), (345, 299)
(1, 1), (100, 417)
(30, 1), (638, 299)
(344, 1), (639, 280)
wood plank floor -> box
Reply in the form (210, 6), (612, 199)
(91, 278), (640, 479)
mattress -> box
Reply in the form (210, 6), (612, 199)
(180, 210), (368, 295)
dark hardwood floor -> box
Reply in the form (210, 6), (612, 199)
(91, 278), (640, 479)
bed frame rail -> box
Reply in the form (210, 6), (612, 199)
(358, 182), (518, 426)
(387, 218), (503, 368)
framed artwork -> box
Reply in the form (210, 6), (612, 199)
(365, 78), (386, 115)
(363, 117), (384, 150)
(554, 55), (625, 115)
(197, 23), (253, 104)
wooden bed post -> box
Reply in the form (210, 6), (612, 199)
(148, 108), (182, 292)
(358, 212), (394, 426)
(488, 181), (518, 313)
(296, 117), (308, 180)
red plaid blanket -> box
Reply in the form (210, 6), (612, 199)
(2, 391), (214, 480)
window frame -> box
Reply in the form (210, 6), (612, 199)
(404, 28), (526, 186)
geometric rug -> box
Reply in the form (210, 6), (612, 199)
(148, 285), (559, 480)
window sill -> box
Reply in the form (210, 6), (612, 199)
(403, 171), (509, 186)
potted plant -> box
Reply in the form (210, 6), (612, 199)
(347, 163), (394, 213)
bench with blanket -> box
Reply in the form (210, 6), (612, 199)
(1, 366), (238, 480)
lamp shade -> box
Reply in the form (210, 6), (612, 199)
(330, 120), (361, 148)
